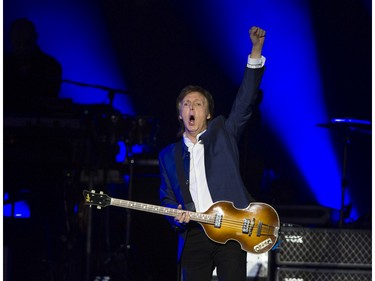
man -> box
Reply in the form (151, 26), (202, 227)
(4, 18), (63, 114)
(159, 26), (266, 281)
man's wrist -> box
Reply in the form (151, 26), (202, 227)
(247, 55), (266, 69)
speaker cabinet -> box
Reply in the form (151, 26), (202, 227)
(275, 227), (371, 268)
(275, 267), (372, 281)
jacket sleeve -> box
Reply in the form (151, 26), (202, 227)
(158, 145), (188, 232)
(226, 66), (265, 141)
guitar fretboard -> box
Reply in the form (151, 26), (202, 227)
(111, 198), (215, 224)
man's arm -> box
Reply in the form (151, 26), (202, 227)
(226, 26), (266, 139)
(249, 26), (266, 58)
(248, 26), (266, 68)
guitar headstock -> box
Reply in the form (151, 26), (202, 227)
(83, 190), (111, 209)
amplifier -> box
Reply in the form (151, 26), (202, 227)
(274, 227), (371, 268)
(275, 267), (372, 281)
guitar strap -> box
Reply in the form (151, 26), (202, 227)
(174, 139), (195, 210)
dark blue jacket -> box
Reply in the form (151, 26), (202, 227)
(158, 66), (265, 260)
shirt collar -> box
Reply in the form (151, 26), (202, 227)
(183, 130), (206, 148)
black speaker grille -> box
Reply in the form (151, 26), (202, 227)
(276, 267), (372, 281)
(276, 227), (371, 268)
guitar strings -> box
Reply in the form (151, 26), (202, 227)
(219, 219), (277, 236)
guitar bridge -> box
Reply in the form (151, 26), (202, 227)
(257, 221), (263, 237)
(214, 213), (223, 228)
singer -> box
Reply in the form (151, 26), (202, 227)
(158, 26), (267, 281)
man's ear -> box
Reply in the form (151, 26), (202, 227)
(207, 114), (211, 120)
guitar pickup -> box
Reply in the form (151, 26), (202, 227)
(214, 213), (223, 228)
(243, 218), (255, 236)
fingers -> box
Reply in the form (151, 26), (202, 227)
(175, 204), (190, 224)
(250, 26), (266, 38)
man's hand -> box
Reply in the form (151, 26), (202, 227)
(249, 26), (266, 58)
(174, 204), (191, 224)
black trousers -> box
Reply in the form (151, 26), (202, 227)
(180, 224), (247, 281)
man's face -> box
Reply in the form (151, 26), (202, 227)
(179, 91), (211, 140)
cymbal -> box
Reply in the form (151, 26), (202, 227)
(317, 118), (371, 134)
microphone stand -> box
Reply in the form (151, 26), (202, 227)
(102, 142), (135, 281)
(339, 128), (350, 227)
(123, 143), (134, 280)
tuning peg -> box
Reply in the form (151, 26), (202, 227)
(97, 206), (102, 209)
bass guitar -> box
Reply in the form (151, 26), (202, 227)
(83, 190), (280, 254)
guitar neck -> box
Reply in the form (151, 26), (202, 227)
(110, 197), (214, 225)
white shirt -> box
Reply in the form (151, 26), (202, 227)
(247, 55), (266, 69)
(183, 131), (213, 212)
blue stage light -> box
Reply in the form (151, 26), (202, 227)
(4, 204), (12, 217)
(14, 201), (31, 218)
(3, 192), (31, 218)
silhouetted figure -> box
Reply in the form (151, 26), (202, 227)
(4, 17), (63, 115)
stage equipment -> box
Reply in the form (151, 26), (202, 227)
(317, 117), (371, 226)
(269, 226), (372, 281)
(274, 227), (371, 268)
(4, 97), (160, 281)
(275, 267), (372, 281)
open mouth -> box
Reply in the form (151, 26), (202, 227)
(189, 115), (195, 125)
